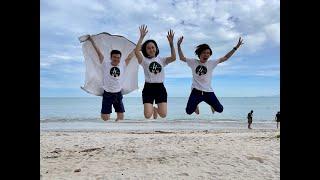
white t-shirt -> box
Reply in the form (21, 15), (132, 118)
(102, 59), (126, 93)
(140, 56), (168, 83)
(186, 58), (220, 92)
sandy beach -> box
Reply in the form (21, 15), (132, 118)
(40, 127), (280, 179)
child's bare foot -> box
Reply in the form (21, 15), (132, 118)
(153, 107), (158, 119)
(195, 106), (199, 115)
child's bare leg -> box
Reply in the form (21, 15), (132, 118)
(115, 112), (124, 121)
(101, 114), (110, 121)
(153, 107), (158, 119)
(210, 106), (215, 114)
(144, 103), (154, 119)
(195, 105), (199, 114)
(157, 103), (167, 118)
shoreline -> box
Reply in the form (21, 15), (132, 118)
(41, 119), (278, 132)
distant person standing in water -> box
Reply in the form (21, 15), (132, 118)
(275, 111), (280, 129)
(247, 110), (253, 129)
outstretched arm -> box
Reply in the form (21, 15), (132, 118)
(88, 36), (104, 64)
(135, 25), (148, 64)
(165, 29), (176, 64)
(177, 36), (187, 62)
(125, 49), (135, 66)
(218, 37), (244, 64)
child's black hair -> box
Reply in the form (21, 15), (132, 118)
(110, 50), (122, 57)
(141, 39), (159, 58)
(195, 44), (212, 58)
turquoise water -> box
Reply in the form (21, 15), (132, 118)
(40, 97), (279, 122)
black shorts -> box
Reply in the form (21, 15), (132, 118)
(142, 82), (167, 104)
(276, 119), (280, 122)
(101, 91), (125, 114)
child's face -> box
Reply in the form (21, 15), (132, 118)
(199, 49), (211, 63)
(111, 54), (121, 65)
(146, 42), (157, 58)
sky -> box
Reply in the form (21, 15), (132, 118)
(40, 0), (280, 97)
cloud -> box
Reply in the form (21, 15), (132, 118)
(264, 23), (280, 44)
(255, 69), (280, 77)
(41, 0), (280, 95)
(49, 54), (74, 60)
(242, 32), (267, 53)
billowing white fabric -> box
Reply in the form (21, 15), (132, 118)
(79, 33), (139, 96)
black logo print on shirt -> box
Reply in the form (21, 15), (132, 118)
(149, 62), (162, 74)
(195, 65), (207, 76)
(110, 67), (120, 77)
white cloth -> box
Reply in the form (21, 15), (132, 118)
(102, 60), (126, 93)
(79, 33), (139, 96)
(141, 56), (168, 83)
(186, 58), (220, 92)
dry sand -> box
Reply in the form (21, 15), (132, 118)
(40, 129), (280, 179)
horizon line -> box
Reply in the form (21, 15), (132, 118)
(40, 95), (280, 98)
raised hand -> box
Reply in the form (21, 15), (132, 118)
(177, 36), (184, 46)
(139, 25), (148, 39)
(167, 29), (175, 44)
(135, 25), (148, 64)
(235, 37), (244, 49)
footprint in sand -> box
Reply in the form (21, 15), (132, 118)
(178, 172), (189, 176)
(246, 156), (264, 163)
(43, 155), (59, 159)
(50, 148), (62, 154)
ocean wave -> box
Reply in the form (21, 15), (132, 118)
(40, 118), (101, 123)
(40, 117), (272, 123)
